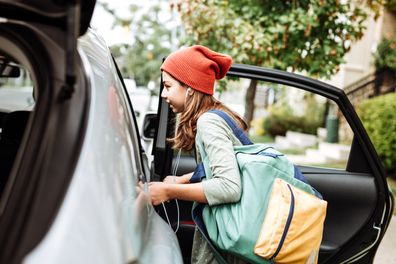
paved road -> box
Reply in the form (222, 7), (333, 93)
(374, 215), (396, 263)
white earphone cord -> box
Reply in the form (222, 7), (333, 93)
(161, 149), (181, 233)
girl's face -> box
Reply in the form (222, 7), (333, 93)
(161, 71), (192, 113)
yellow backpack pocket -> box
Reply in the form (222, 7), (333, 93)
(254, 178), (327, 264)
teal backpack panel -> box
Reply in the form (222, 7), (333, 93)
(192, 110), (325, 264)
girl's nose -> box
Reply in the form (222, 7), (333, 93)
(161, 89), (167, 98)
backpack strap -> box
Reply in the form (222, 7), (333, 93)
(192, 203), (229, 264)
(190, 163), (206, 183)
(207, 110), (253, 146)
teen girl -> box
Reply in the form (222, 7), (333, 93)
(149, 45), (247, 264)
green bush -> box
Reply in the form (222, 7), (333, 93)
(357, 93), (396, 174)
(263, 107), (321, 137)
(374, 38), (396, 72)
(386, 0), (396, 11)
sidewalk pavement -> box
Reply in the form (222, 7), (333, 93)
(374, 215), (396, 263)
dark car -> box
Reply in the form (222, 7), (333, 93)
(150, 64), (394, 264)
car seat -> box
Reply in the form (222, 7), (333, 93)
(0, 111), (30, 196)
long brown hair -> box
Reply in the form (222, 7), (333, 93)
(170, 89), (248, 151)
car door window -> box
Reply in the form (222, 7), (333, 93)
(111, 64), (146, 185)
(218, 77), (353, 170)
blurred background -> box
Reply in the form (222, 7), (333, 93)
(90, 0), (396, 212)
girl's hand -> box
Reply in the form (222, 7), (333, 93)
(163, 176), (177, 184)
(163, 173), (193, 184)
(163, 175), (183, 184)
(148, 182), (170, 206)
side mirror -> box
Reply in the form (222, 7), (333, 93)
(142, 113), (157, 139)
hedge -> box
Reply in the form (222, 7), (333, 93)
(263, 109), (322, 137)
(263, 98), (324, 137)
(357, 93), (396, 174)
(374, 38), (396, 72)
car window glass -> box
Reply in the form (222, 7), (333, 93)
(219, 77), (353, 170)
(0, 64), (35, 112)
(111, 68), (146, 184)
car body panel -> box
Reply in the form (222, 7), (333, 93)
(21, 29), (182, 264)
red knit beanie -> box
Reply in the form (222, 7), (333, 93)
(160, 45), (233, 95)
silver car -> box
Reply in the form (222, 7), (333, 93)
(0, 1), (182, 263)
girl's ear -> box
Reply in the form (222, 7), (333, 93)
(187, 87), (194, 96)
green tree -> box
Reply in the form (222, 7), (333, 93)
(102, 2), (179, 88)
(176, 0), (384, 125)
(374, 37), (396, 72)
(386, 0), (396, 10)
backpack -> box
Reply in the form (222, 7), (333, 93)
(191, 110), (327, 264)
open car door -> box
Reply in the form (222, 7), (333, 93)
(152, 64), (394, 263)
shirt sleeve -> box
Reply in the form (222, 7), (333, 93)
(197, 113), (242, 206)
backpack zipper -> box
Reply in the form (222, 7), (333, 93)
(270, 184), (295, 262)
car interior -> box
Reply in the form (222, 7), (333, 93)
(0, 111), (30, 194)
(0, 55), (34, 203)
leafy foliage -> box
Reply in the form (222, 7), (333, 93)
(374, 38), (396, 72)
(177, 0), (382, 79)
(357, 93), (396, 173)
(263, 102), (324, 137)
(105, 2), (178, 87)
(176, 0), (384, 126)
(385, 0), (396, 10)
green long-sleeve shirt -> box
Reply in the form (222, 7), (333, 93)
(197, 112), (243, 205)
(191, 112), (247, 264)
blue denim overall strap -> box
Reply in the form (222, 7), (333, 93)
(190, 110), (251, 184)
(207, 109), (253, 146)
